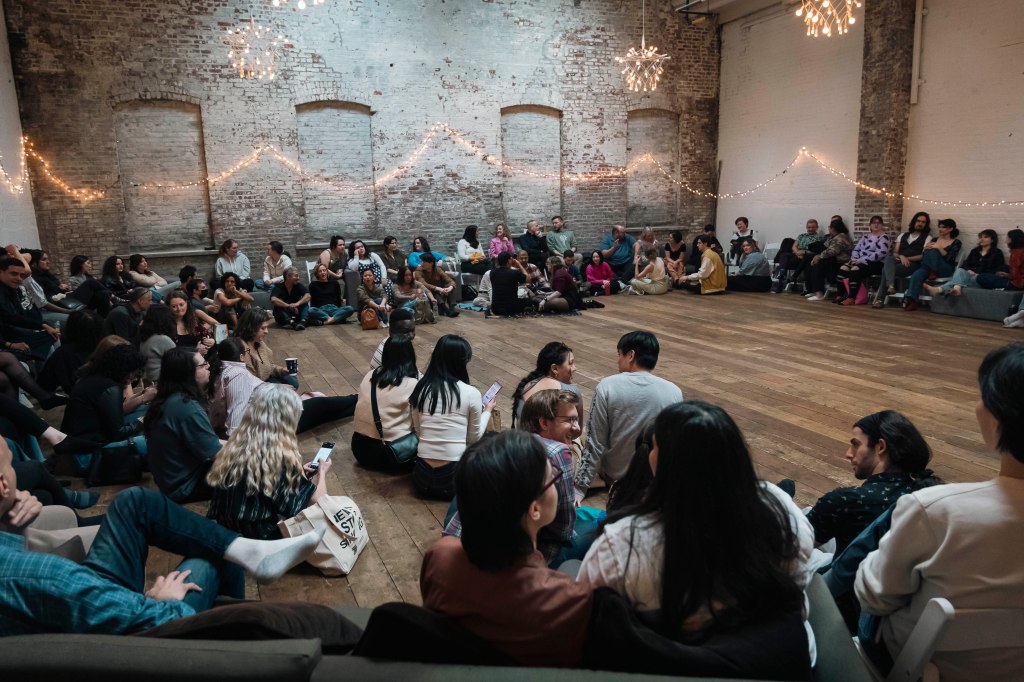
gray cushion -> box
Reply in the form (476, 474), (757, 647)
(929, 288), (1022, 321)
(0, 635), (320, 682)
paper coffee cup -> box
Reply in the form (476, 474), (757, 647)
(285, 358), (298, 375)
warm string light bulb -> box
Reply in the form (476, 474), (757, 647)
(7, 131), (1020, 208)
(615, 0), (670, 92)
(795, 0), (861, 38)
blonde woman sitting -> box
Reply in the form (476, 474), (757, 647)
(628, 247), (669, 295)
(206, 384), (332, 540)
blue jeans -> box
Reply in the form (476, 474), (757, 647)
(906, 249), (956, 300)
(367, 298), (390, 324)
(72, 435), (148, 474)
(273, 304), (310, 327)
(307, 304), (355, 324)
(84, 487), (244, 611)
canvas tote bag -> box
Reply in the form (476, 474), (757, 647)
(278, 495), (369, 576)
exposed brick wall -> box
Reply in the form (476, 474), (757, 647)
(114, 99), (213, 251)
(852, 0), (915, 236)
(2, 0), (720, 273)
(295, 101), (375, 239)
(0, 1), (37, 246)
(500, 105), (561, 233)
(626, 107), (679, 226)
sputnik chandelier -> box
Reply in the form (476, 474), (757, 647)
(226, 18), (290, 80)
(795, 0), (862, 38)
(615, 0), (670, 92)
(271, 0), (325, 8)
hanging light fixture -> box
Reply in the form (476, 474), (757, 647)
(615, 0), (670, 93)
(271, 0), (325, 9)
(795, 0), (862, 38)
(225, 18), (290, 80)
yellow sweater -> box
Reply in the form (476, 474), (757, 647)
(696, 249), (726, 294)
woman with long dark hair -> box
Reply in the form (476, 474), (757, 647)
(585, 250), (621, 296)
(144, 348), (223, 503)
(457, 225), (491, 275)
(409, 335), (495, 499)
(127, 253), (169, 302)
(806, 218), (854, 301)
(100, 255), (132, 297)
(408, 235), (447, 270)
(167, 289), (215, 353)
(510, 342), (580, 428)
(924, 228), (1006, 298)
(420, 430), (593, 667)
(872, 212), (931, 307)
(347, 239), (393, 304)
(352, 334), (419, 470)
(579, 401), (812, 640)
(38, 309), (104, 394)
(379, 235), (407, 281)
(60, 343), (148, 478)
(901, 218), (961, 311)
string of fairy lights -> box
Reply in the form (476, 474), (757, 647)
(2, 128), (1022, 209)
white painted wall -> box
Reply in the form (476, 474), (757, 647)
(0, 1), (39, 247)
(715, 5), (864, 248)
(902, 0), (1024, 241)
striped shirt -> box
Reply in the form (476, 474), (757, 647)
(208, 472), (315, 540)
(214, 360), (266, 436)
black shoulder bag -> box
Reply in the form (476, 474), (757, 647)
(351, 381), (419, 470)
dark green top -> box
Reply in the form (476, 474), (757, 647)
(147, 393), (222, 502)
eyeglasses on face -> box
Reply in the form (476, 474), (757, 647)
(542, 462), (563, 493)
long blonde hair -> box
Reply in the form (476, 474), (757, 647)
(207, 384), (305, 496)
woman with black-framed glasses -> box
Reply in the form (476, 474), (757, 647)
(420, 430), (594, 667)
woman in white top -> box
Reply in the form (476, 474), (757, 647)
(351, 335), (419, 471)
(457, 225), (491, 276)
(259, 240), (293, 290)
(409, 334), (495, 499)
(215, 239), (254, 291)
(127, 254), (169, 301)
(578, 401), (815, 651)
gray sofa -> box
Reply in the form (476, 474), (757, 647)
(929, 287), (1022, 322)
(0, 576), (875, 682)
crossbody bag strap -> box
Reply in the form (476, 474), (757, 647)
(370, 380), (385, 439)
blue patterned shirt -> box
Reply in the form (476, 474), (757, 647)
(0, 531), (194, 635)
(443, 435), (576, 562)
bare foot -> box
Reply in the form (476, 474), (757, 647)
(950, 285), (962, 297)
(922, 283), (942, 297)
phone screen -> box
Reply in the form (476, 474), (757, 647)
(310, 441), (335, 468)
(482, 382), (501, 405)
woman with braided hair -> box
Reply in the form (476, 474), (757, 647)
(511, 342), (582, 430)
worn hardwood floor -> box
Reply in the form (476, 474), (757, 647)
(78, 289), (1015, 608)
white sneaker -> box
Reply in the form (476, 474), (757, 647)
(1004, 311), (1024, 328)
(807, 295), (826, 301)
(803, 292), (815, 298)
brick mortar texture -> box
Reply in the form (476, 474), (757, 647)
(3, 0), (719, 273)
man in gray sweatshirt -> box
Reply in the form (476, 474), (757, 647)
(574, 331), (683, 503)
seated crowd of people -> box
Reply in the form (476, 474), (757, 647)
(0, 221), (1021, 679)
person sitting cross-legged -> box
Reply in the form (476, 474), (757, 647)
(357, 268), (392, 326)
(306, 262), (355, 326)
(270, 267), (311, 331)
(414, 253), (459, 318)
(489, 252), (533, 316)
(0, 438), (324, 635)
(681, 234), (727, 295)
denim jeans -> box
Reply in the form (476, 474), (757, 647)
(413, 459), (457, 500)
(273, 304), (310, 327)
(905, 249), (956, 300)
(83, 487), (244, 611)
(72, 435), (148, 474)
(307, 304), (355, 324)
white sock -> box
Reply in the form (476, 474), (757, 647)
(223, 525), (326, 584)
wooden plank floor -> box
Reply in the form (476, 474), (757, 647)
(79, 289), (1016, 608)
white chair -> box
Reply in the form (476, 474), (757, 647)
(763, 241), (781, 264)
(304, 260), (318, 284)
(862, 598), (1024, 682)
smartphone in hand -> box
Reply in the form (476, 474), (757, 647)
(309, 441), (335, 470)
(482, 382), (501, 405)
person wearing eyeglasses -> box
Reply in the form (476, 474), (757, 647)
(144, 348), (225, 504)
(420, 430), (594, 667)
(445, 389), (582, 566)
